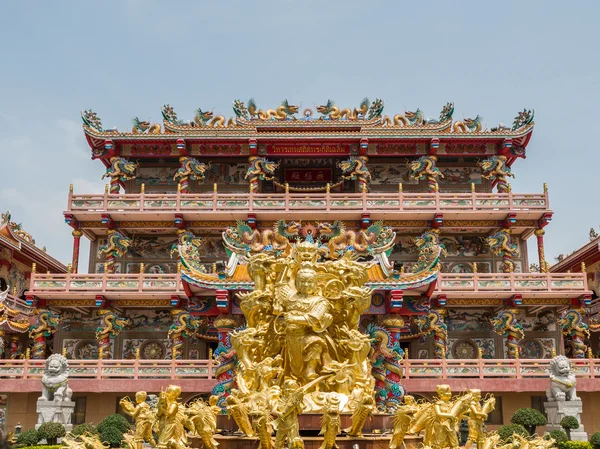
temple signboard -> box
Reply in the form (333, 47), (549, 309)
(265, 142), (351, 155)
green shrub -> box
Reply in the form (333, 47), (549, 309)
(560, 416), (579, 430)
(590, 432), (600, 449)
(99, 426), (124, 448)
(71, 423), (99, 437)
(37, 422), (66, 445)
(547, 430), (568, 445)
(97, 414), (130, 434)
(21, 445), (62, 449)
(511, 408), (548, 435)
(497, 424), (529, 442)
(558, 442), (592, 449)
(16, 429), (40, 446)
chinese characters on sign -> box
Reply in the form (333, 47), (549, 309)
(284, 169), (333, 183)
(266, 143), (350, 155)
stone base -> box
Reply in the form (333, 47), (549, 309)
(195, 434), (422, 449)
(36, 399), (75, 431)
(543, 400), (587, 441)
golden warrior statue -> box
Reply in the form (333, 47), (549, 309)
(120, 391), (157, 449)
(156, 385), (188, 449)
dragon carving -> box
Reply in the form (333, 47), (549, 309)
(381, 102), (454, 127)
(97, 230), (132, 273)
(171, 229), (203, 258)
(132, 117), (161, 134)
(317, 98), (370, 120)
(168, 309), (202, 359)
(212, 323), (240, 409)
(414, 229), (447, 272)
(487, 229), (519, 273)
(338, 156), (372, 192)
(29, 309), (61, 359)
(161, 104), (185, 125)
(245, 157), (280, 192)
(247, 99), (299, 120)
(409, 155), (443, 193)
(174, 157), (211, 193)
(479, 155), (514, 193)
(490, 309), (524, 359)
(367, 98), (385, 120)
(222, 219), (301, 256)
(317, 220), (396, 260)
(366, 323), (405, 412)
(196, 108), (235, 128)
(81, 109), (104, 132)
(413, 310), (448, 359)
(96, 309), (131, 358)
(453, 115), (483, 133)
(102, 157), (139, 194)
(558, 309), (590, 359)
(546, 355), (579, 401)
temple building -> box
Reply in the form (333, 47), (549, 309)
(2, 98), (599, 433)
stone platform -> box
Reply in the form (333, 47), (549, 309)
(191, 435), (422, 449)
(36, 399), (75, 432)
(544, 400), (587, 441)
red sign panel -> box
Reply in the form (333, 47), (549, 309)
(284, 168), (332, 183)
(266, 143), (350, 155)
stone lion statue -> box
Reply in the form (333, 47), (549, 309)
(40, 354), (73, 402)
(546, 355), (579, 401)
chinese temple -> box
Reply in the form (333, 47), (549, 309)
(3, 98), (599, 434)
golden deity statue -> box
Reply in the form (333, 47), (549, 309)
(389, 395), (419, 449)
(226, 388), (254, 436)
(185, 396), (221, 449)
(464, 389), (496, 449)
(120, 391), (157, 449)
(156, 384), (188, 449)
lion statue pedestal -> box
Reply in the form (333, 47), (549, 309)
(36, 354), (75, 432)
(543, 355), (587, 441)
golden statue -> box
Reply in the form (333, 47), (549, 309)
(344, 394), (375, 437)
(120, 391), (157, 449)
(226, 389), (254, 436)
(464, 389), (496, 449)
(318, 395), (341, 449)
(156, 385), (188, 449)
(273, 379), (305, 449)
(390, 395), (419, 449)
(62, 432), (110, 449)
(185, 396), (220, 449)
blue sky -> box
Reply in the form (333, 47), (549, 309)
(0, 1), (598, 269)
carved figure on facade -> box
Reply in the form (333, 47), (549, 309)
(120, 391), (157, 449)
(161, 104), (185, 125)
(414, 229), (447, 271)
(317, 220), (396, 260)
(96, 309), (131, 358)
(171, 229), (203, 259)
(558, 309), (590, 359)
(97, 230), (132, 273)
(168, 309), (202, 359)
(174, 157), (211, 193)
(338, 156), (372, 192)
(29, 309), (60, 359)
(132, 117), (161, 134)
(102, 157), (139, 194)
(487, 229), (519, 273)
(512, 109), (535, 130)
(81, 109), (104, 132)
(453, 115), (483, 133)
(245, 157), (279, 192)
(490, 309), (524, 359)
(479, 155), (514, 193)
(414, 309), (448, 359)
(409, 155), (443, 193)
(40, 353), (73, 402)
(222, 219), (301, 256)
(546, 355), (579, 401)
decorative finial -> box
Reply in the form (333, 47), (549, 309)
(103, 262), (108, 273)
(135, 347), (140, 359)
(32, 263), (36, 273)
(471, 182), (475, 193)
(326, 183), (330, 194)
(285, 183), (289, 194)
(12, 286), (16, 296)
(25, 348), (31, 359)
(543, 182), (548, 193)
(62, 348), (67, 357)
(139, 263), (145, 273)
(141, 183), (145, 193)
(69, 184), (73, 193)
(212, 263), (217, 274)
(208, 347), (213, 360)
(473, 262), (478, 273)
(477, 348), (483, 359)
(213, 183), (218, 193)
(177, 262), (182, 274)
(398, 183), (403, 193)
(507, 183), (512, 193)
(67, 263), (72, 273)
(405, 348), (409, 359)
(551, 347), (556, 358)
(582, 262), (587, 273)
(98, 347), (104, 360)
(587, 347), (593, 359)
(172, 348), (178, 360)
(400, 265), (405, 275)
(515, 347), (520, 359)
(177, 182), (182, 193)
(105, 184), (109, 193)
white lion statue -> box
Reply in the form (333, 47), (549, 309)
(39, 354), (73, 402)
(546, 355), (579, 401)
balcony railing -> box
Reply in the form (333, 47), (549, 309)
(0, 358), (597, 381)
(28, 271), (588, 300)
(66, 190), (550, 220)
(435, 272), (588, 298)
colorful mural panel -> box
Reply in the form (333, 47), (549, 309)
(447, 310), (493, 332)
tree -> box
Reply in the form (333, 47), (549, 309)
(97, 414), (130, 449)
(560, 416), (580, 440)
(99, 426), (125, 448)
(590, 432), (600, 449)
(497, 424), (530, 443)
(16, 429), (40, 446)
(511, 408), (547, 435)
(37, 422), (66, 445)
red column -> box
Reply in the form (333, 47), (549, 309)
(71, 229), (83, 273)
